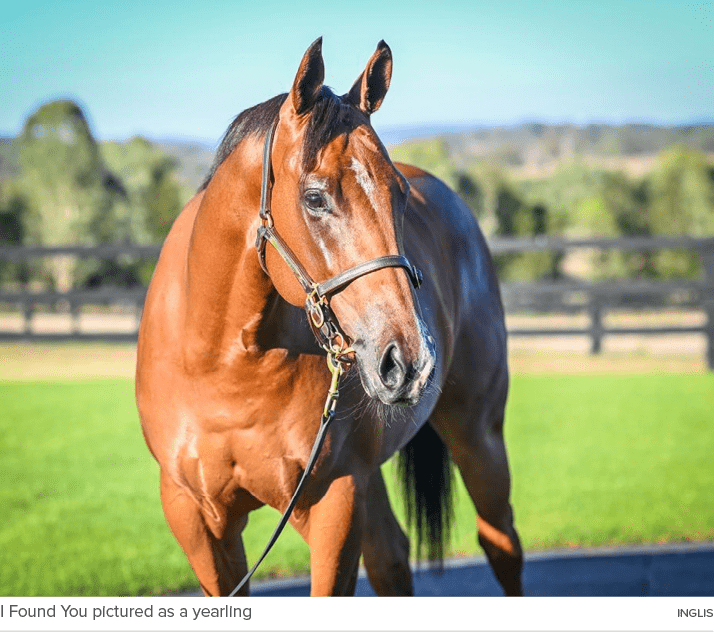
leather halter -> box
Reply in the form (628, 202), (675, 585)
(255, 118), (423, 360)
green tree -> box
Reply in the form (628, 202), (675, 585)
(0, 180), (29, 285)
(100, 136), (183, 285)
(648, 146), (714, 234)
(518, 163), (651, 279)
(0, 186), (25, 244)
(18, 100), (126, 289)
(491, 182), (557, 280)
(143, 162), (182, 242)
(102, 136), (183, 243)
(453, 171), (484, 220)
(388, 137), (456, 186)
(645, 146), (714, 278)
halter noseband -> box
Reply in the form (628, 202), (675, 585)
(255, 118), (423, 361)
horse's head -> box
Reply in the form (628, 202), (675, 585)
(263, 38), (435, 406)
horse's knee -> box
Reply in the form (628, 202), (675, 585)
(159, 473), (250, 596)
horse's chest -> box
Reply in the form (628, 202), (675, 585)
(179, 358), (336, 510)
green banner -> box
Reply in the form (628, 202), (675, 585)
(0, 598), (714, 631)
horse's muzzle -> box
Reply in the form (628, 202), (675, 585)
(364, 330), (436, 406)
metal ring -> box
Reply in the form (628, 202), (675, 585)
(310, 303), (325, 329)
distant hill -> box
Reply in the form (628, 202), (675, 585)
(147, 122), (714, 191)
(443, 123), (714, 161)
(154, 139), (215, 194)
(3, 122), (714, 194)
(151, 122), (714, 191)
(426, 122), (714, 179)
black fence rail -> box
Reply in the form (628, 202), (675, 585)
(490, 236), (714, 369)
(1, 237), (713, 368)
(0, 244), (157, 343)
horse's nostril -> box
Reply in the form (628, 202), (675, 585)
(379, 342), (405, 390)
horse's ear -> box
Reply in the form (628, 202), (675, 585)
(290, 37), (325, 116)
(347, 40), (392, 116)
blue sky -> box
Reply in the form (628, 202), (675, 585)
(2, 0), (712, 144)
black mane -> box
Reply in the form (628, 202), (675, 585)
(200, 86), (351, 191)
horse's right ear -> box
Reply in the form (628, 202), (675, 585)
(289, 37), (325, 116)
(347, 40), (392, 116)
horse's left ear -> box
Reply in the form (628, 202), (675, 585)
(347, 40), (392, 116)
(290, 37), (325, 115)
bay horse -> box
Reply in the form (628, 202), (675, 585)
(136, 38), (523, 596)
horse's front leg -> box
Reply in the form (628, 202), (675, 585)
(295, 473), (365, 596)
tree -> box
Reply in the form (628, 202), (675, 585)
(388, 138), (455, 185)
(517, 163), (652, 279)
(645, 146), (714, 278)
(99, 136), (183, 285)
(143, 162), (182, 242)
(0, 179), (29, 285)
(454, 171), (484, 220)
(491, 182), (557, 280)
(102, 135), (183, 243)
(18, 100), (126, 289)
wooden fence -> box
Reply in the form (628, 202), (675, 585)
(1, 237), (713, 368)
(490, 236), (714, 369)
(0, 244), (154, 343)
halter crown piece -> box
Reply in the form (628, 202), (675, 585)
(230, 118), (423, 597)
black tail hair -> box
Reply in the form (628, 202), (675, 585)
(398, 421), (454, 567)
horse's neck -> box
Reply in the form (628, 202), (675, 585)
(182, 145), (274, 372)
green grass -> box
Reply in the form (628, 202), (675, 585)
(1, 374), (713, 595)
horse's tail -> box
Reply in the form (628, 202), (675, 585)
(398, 421), (454, 568)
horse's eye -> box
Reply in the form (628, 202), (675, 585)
(303, 189), (328, 213)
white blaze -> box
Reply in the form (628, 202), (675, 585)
(350, 157), (379, 212)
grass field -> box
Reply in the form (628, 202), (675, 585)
(1, 369), (713, 595)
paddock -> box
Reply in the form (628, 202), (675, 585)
(1, 343), (712, 596)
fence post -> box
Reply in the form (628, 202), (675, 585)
(70, 301), (81, 335)
(702, 246), (714, 371)
(590, 298), (603, 355)
(23, 301), (33, 336)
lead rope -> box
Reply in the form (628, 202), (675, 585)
(227, 352), (346, 597)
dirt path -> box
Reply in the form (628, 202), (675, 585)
(2, 307), (707, 380)
(0, 340), (706, 382)
(0, 343), (139, 381)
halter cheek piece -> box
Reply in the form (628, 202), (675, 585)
(255, 119), (423, 362)
(229, 118), (423, 597)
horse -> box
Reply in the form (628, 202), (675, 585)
(136, 37), (523, 597)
